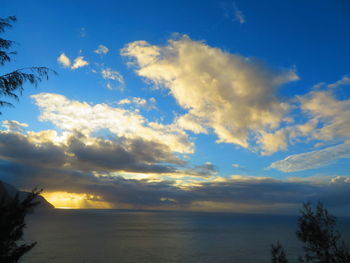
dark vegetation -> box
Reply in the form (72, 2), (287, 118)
(271, 202), (350, 263)
(0, 189), (42, 263)
(0, 15), (53, 262)
(0, 16), (54, 113)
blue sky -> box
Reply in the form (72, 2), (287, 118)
(1, 0), (350, 213)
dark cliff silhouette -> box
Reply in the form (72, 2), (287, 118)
(0, 181), (53, 209)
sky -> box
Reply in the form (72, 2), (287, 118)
(1, 0), (350, 214)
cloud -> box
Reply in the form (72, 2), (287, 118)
(57, 53), (89, 70)
(2, 120), (28, 133)
(234, 6), (246, 24)
(101, 68), (124, 90)
(121, 35), (298, 151)
(118, 97), (157, 110)
(298, 89), (350, 143)
(222, 2), (246, 24)
(94, 44), (109, 55)
(71, 56), (89, 69)
(330, 176), (350, 184)
(31, 93), (193, 154)
(258, 129), (288, 155)
(266, 81), (350, 172)
(269, 143), (350, 172)
(66, 133), (183, 173)
(175, 114), (208, 134)
(57, 53), (71, 68)
(1, 124), (349, 213)
(232, 163), (246, 170)
(0, 130), (67, 168)
(2, 151), (350, 213)
(259, 76), (350, 159)
(328, 75), (350, 89)
(0, 128), (185, 175)
(183, 162), (217, 178)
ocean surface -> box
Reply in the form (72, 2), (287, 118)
(22, 209), (350, 263)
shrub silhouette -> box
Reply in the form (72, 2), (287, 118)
(271, 202), (350, 263)
(0, 189), (42, 263)
(0, 16), (54, 112)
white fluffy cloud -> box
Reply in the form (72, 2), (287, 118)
(121, 35), (298, 150)
(57, 53), (71, 68)
(258, 130), (288, 155)
(268, 84), (350, 171)
(298, 89), (350, 142)
(31, 93), (193, 154)
(71, 56), (89, 69)
(266, 74), (350, 172)
(57, 53), (89, 70)
(94, 44), (109, 55)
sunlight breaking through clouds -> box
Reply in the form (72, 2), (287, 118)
(42, 191), (113, 209)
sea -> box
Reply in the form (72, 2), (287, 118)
(22, 209), (350, 263)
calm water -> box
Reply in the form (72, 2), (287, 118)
(22, 209), (350, 263)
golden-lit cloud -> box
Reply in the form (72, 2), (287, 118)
(298, 89), (350, 142)
(258, 129), (288, 155)
(269, 80), (350, 171)
(71, 56), (89, 69)
(0, 128), (186, 174)
(57, 53), (89, 70)
(2, 120), (28, 133)
(57, 53), (71, 68)
(32, 93), (193, 154)
(122, 35), (298, 151)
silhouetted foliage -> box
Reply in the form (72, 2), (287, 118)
(0, 189), (42, 263)
(271, 202), (350, 263)
(271, 242), (289, 263)
(0, 16), (55, 111)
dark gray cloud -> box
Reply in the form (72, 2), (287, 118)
(184, 163), (218, 177)
(1, 130), (350, 214)
(2, 157), (350, 214)
(0, 132), (67, 167)
(67, 133), (183, 173)
(0, 130), (184, 175)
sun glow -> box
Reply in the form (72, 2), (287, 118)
(42, 191), (113, 209)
